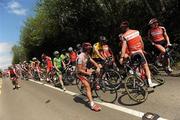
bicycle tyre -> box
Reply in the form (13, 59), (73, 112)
(151, 75), (165, 85)
(101, 69), (122, 90)
(76, 77), (86, 95)
(124, 75), (148, 103)
(95, 79), (118, 103)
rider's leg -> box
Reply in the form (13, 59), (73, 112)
(82, 79), (93, 104)
(140, 53), (158, 87)
(155, 44), (166, 65)
(58, 74), (66, 90)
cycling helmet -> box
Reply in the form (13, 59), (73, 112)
(68, 47), (73, 52)
(120, 21), (129, 27)
(23, 61), (27, 64)
(61, 49), (66, 53)
(99, 36), (108, 43)
(53, 51), (59, 56)
(148, 18), (158, 25)
(76, 44), (81, 48)
(32, 57), (37, 61)
(82, 42), (92, 51)
(41, 53), (45, 58)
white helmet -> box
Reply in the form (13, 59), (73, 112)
(68, 47), (73, 52)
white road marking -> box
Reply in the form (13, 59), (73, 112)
(0, 78), (2, 95)
(28, 79), (168, 120)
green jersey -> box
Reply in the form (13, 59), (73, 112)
(53, 57), (62, 69)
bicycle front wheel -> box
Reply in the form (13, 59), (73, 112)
(101, 69), (122, 90)
(124, 75), (148, 103)
(95, 80), (118, 103)
(76, 77), (86, 96)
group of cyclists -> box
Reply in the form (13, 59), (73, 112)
(6, 18), (174, 112)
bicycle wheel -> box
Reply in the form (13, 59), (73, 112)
(52, 73), (60, 86)
(151, 74), (165, 85)
(149, 64), (159, 75)
(76, 77), (86, 95)
(95, 80), (118, 103)
(124, 75), (148, 103)
(101, 69), (122, 90)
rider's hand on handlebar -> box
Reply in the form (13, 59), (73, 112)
(167, 43), (172, 46)
(119, 58), (124, 65)
(96, 67), (101, 74)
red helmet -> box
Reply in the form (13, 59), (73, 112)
(82, 42), (92, 51)
(148, 18), (158, 25)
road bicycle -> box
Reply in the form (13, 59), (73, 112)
(76, 71), (118, 103)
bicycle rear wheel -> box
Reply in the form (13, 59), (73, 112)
(149, 64), (159, 75)
(151, 75), (165, 85)
(95, 80), (118, 103)
(124, 75), (148, 103)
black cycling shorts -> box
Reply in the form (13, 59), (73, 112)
(154, 40), (167, 47)
(131, 52), (147, 66)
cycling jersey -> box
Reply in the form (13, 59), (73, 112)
(76, 52), (91, 73)
(92, 42), (103, 59)
(101, 45), (112, 58)
(69, 51), (77, 62)
(60, 53), (70, 64)
(53, 57), (63, 69)
(122, 29), (143, 54)
(149, 26), (165, 42)
(9, 69), (16, 78)
(44, 56), (53, 72)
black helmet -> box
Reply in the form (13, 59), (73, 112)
(99, 36), (108, 43)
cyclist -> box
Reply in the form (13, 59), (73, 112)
(68, 47), (77, 69)
(92, 36), (106, 64)
(53, 51), (66, 91)
(8, 66), (20, 89)
(119, 21), (157, 87)
(148, 18), (173, 72)
(41, 53), (53, 82)
(31, 57), (43, 81)
(76, 42), (101, 112)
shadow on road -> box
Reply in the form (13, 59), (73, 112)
(117, 90), (155, 106)
(73, 95), (90, 110)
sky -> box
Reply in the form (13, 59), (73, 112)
(0, 0), (38, 69)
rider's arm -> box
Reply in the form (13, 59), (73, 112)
(162, 27), (170, 45)
(140, 37), (144, 50)
(77, 64), (91, 76)
(90, 57), (100, 69)
(120, 40), (127, 59)
(148, 30), (154, 45)
(62, 60), (66, 68)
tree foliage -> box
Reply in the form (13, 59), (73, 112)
(12, 0), (180, 63)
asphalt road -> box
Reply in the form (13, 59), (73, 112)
(0, 74), (180, 120)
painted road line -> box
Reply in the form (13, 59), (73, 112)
(29, 79), (168, 120)
(0, 78), (2, 95)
